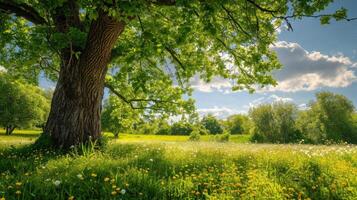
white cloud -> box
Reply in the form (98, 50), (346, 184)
(190, 75), (233, 93)
(298, 103), (309, 110)
(245, 94), (293, 109)
(191, 41), (357, 93)
(264, 41), (357, 92)
(197, 106), (245, 119)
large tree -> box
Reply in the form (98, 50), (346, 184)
(296, 92), (356, 144)
(0, 0), (353, 148)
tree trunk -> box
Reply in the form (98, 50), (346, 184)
(5, 125), (15, 135)
(44, 12), (125, 148)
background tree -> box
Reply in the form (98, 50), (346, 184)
(171, 120), (193, 135)
(0, 0), (353, 147)
(249, 102), (300, 143)
(201, 115), (224, 135)
(224, 114), (252, 135)
(101, 95), (141, 138)
(296, 92), (356, 144)
(0, 74), (50, 135)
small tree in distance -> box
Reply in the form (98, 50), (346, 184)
(201, 114), (224, 135)
(249, 102), (300, 143)
(102, 95), (141, 138)
(224, 114), (251, 135)
(0, 74), (50, 135)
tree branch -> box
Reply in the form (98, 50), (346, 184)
(0, 0), (46, 24)
(147, 0), (176, 6)
(104, 82), (177, 110)
(246, 0), (278, 13)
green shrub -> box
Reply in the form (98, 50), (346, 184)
(201, 114), (224, 134)
(188, 130), (201, 141)
(215, 132), (230, 142)
(170, 121), (193, 135)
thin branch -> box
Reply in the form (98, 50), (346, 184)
(164, 46), (186, 71)
(0, 0), (46, 24)
(246, 0), (278, 13)
(164, 46), (185, 86)
(215, 37), (256, 80)
(147, 0), (176, 6)
(104, 82), (178, 110)
(221, 5), (252, 39)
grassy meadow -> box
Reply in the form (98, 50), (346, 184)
(0, 131), (356, 199)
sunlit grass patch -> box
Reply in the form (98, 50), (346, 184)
(0, 138), (356, 199)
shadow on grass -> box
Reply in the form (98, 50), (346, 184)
(0, 133), (40, 138)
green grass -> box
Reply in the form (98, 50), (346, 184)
(0, 132), (356, 199)
(0, 130), (251, 145)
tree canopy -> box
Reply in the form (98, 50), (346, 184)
(201, 114), (224, 135)
(296, 92), (356, 144)
(249, 102), (300, 143)
(1, 0), (352, 105)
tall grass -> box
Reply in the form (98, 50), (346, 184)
(0, 138), (356, 199)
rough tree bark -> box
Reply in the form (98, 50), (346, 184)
(45, 11), (125, 148)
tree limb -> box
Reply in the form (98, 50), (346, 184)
(246, 0), (278, 13)
(0, 0), (46, 24)
(147, 0), (176, 6)
(104, 82), (178, 110)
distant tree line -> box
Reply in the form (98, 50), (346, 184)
(102, 91), (357, 144)
(250, 92), (357, 144)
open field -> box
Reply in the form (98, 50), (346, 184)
(0, 132), (356, 199)
(0, 130), (251, 146)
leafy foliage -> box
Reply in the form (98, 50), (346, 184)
(0, 73), (50, 134)
(170, 120), (193, 135)
(200, 114), (224, 135)
(296, 92), (356, 144)
(249, 102), (301, 143)
(224, 114), (252, 134)
(101, 95), (142, 137)
(188, 130), (201, 141)
(0, 0), (351, 117)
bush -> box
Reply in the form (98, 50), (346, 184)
(156, 127), (171, 135)
(215, 132), (230, 142)
(171, 121), (193, 135)
(188, 130), (201, 141)
(224, 114), (252, 135)
(201, 115), (224, 134)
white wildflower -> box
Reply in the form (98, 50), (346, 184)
(120, 189), (126, 195)
(53, 180), (61, 187)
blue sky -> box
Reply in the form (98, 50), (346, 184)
(39, 0), (357, 118)
(192, 0), (357, 118)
